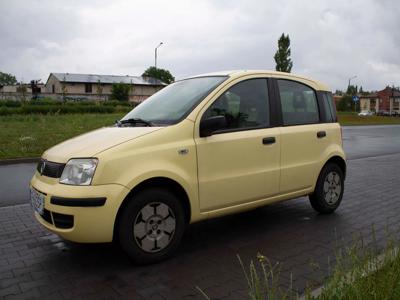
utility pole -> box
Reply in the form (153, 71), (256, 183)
(155, 42), (163, 69)
(348, 75), (357, 112)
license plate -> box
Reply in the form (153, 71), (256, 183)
(30, 187), (45, 215)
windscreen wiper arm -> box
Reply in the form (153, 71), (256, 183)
(116, 118), (153, 127)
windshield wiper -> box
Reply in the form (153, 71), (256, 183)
(116, 118), (153, 127)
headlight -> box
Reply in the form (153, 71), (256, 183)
(60, 158), (98, 186)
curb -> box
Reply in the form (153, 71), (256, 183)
(299, 247), (399, 299)
(0, 157), (40, 166)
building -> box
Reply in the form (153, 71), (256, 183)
(0, 83), (45, 100)
(45, 73), (167, 102)
(360, 87), (400, 114)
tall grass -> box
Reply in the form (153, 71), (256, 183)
(238, 253), (293, 300)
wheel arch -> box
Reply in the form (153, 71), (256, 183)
(113, 177), (191, 241)
(323, 155), (347, 180)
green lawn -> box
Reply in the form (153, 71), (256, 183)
(0, 113), (125, 159)
(1, 112), (400, 160)
(337, 112), (400, 126)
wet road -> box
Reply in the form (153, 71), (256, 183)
(0, 125), (399, 207)
(343, 125), (400, 160)
(0, 163), (36, 207)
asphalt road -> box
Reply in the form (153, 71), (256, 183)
(0, 124), (399, 207)
(342, 124), (400, 159)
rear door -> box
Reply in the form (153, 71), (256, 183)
(276, 79), (331, 194)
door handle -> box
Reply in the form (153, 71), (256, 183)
(317, 131), (326, 138)
(262, 137), (276, 145)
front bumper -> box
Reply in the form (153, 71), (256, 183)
(30, 172), (130, 243)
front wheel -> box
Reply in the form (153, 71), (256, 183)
(309, 163), (344, 214)
(118, 188), (185, 264)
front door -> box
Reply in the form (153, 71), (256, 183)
(195, 78), (281, 212)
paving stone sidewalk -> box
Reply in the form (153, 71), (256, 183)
(1, 153), (400, 299)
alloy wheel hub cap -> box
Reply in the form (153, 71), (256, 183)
(133, 202), (176, 253)
(323, 171), (342, 205)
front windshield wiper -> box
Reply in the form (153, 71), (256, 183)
(116, 118), (153, 127)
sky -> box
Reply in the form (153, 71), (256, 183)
(0, 0), (399, 91)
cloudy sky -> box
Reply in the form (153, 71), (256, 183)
(0, 0), (399, 91)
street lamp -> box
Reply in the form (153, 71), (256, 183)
(155, 42), (163, 69)
(348, 75), (357, 112)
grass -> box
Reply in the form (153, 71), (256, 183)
(306, 238), (400, 300)
(337, 112), (400, 126)
(1, 111), (400, 160)
(0, 113), (125, 159)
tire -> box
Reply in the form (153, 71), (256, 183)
(118, 188), (185, 264)
(309, 163), (344, 214)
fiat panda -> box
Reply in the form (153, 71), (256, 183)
(30, 70), (346, 264)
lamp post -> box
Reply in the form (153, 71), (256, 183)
(154, 42), (163, 69)
(348, 75), (357, 112)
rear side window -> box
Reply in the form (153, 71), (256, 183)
(321, 92), (337, 122)
(203, 78), (270, 131)
(277, 80), (319, 126)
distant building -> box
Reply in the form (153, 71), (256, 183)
(360, 87), (400, 114)
(0, 83), (45, 100)
(45, 73), (167, 102)
(333, 94), (342, 105)
(0, 72), (167, 102)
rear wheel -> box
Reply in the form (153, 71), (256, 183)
(118, 188), (185, 264)
(309, 163), (344, 214)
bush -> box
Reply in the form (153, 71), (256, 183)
(103, 100), (135, 107)
(111, 83), (131, 101)
(0, 100), (22, 107)
(29, 98), (59, 105)
(0, 104), (132, 115)
(0, 98), (136, 115)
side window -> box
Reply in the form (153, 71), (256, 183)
(277, 80), (319, 126)
(203, 79), (269, 131)
(321, 92), (337, 122)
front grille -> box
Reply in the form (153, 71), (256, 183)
(37, 159), (65, 178)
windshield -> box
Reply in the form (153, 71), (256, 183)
(121, 76), (227, 125)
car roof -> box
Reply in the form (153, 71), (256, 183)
(188, 70), (331, 92)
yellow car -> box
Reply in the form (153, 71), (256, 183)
(30, 70), (346, 264)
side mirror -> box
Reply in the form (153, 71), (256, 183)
(200, 115), (226, 137)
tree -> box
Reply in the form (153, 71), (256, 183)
(346, 84), (358, 96)
(61, 76), (68, 102)
(0, 71), (17, 86)
(142, 67), (175, 84)
(16, 82), (27, 102)
(334, 90), (344, 96)
(336, 95), (352, 111)
(274, 33), (293, 73)
(96, 80), (103, 101)
(111, 82), (130, 101)
(30, 80), (41, 100)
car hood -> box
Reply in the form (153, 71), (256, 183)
(42, 126), (163, 163)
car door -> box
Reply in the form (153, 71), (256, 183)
(276, 79), (331, 194)
(195, 78), (281, 212)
